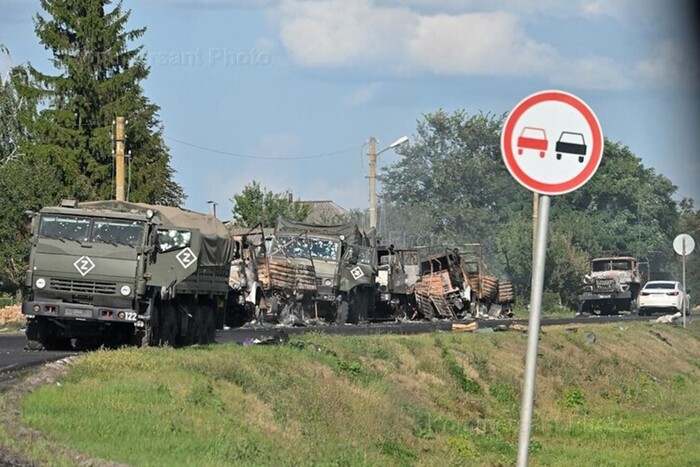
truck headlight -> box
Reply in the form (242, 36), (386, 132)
(35, 278), (46, 289)
(324, 279), (332, 286)
(120, 285), (132, 296)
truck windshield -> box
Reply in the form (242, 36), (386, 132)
(274, 236), (340, 260)
(93, 219), (144, 247)
(39, 215), (143, 247)
(310, 238), (339, 261)
(592, 260), (632, 272)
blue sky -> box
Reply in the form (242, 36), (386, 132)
(1, 0), (698, 217)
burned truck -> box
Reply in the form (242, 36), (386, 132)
(412, 245), (514, 320)
(413, 247), (472, 319)
(374, 245), (415, 319)
(257, 219), (376, 324)
(578, 255), (648, 315)
(22, 200), (234, 349)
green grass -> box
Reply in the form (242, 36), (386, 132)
(2, 321), (699, 466)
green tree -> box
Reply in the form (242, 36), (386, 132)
(1, 52), (62, 294)
(231, 181), (310, 228)
(18, 0), (183, 204)
(382, 110), (528, 255)
(382, 109), (682, 308)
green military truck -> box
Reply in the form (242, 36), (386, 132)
(22, 200), (234, 349)
(258, 218), (377, 324)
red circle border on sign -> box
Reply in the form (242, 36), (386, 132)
(501, 90), (603, 195)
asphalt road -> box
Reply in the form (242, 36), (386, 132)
(0, 313), (651, 393)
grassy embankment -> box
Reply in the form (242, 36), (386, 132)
(1, 320), (699, 466)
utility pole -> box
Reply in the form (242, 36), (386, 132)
(368, 136), (378, 230)
(115, 116), (125, 201)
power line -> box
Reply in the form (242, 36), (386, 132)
(164, 135), (361, 160)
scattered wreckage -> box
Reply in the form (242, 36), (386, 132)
(226, 221), (516, 327)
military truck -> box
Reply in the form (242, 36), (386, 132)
(413, 247), (471, 319)
(22, 200), (234, 349)
(578, 255), (648, 315)
(226, 226), (268, 326)
(374, 245), (415, 319)
(257, 219), (377, 324)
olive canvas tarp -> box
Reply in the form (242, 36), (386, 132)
(78, 200), (235, 267)
(275, 218), (375, 246)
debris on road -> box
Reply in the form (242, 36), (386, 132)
(653, 312), (682, 324)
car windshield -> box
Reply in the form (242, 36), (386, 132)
(39, 215), (143, 247)
(644, 283), (676, 290)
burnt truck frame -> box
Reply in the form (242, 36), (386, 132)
(22, 200), (233, 349)
(258, 219), (377, 324)
(578, 255), (648, 315)
(374, 245), (415, 319)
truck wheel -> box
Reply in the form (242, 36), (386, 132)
(336, 301), (349, 324)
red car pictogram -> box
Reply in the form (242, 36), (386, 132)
(517, 127), (548, 158)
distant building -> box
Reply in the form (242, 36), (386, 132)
(293, 200), (349, 224)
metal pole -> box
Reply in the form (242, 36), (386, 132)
(368, 137), (377, 230)
(517, 194), (550, 467)
(115, 116), (125, 201)
(682, 239), (687, 328)
(532, 192), (538, 265)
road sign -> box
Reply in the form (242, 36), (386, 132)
(502, 90), (604, 195)
(673, 234), (695, 256)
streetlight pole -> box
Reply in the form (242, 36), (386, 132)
(368, 135), (408, 230)
(368, 137), (378, 230)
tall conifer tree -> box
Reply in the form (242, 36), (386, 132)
(22, 0), (184, 204)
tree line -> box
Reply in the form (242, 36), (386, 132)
(379, 110), (700, 307)
(1, 1), (698, 309)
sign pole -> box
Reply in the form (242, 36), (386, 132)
(517, 194), (550, 467)
(682, 239), (687, 328)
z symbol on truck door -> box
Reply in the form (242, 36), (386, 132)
(74, 256), (96, 276)
(350, 266), (365, 280)
(176, 248), (198, 269)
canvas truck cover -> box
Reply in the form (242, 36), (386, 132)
(275, 218), (372, 246)
(77, 200), (235, 267)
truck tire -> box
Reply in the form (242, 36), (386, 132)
(336, 300), (349, 325)
(25, 319), (71, 351)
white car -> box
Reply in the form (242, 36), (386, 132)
(638, 281), (687, 316)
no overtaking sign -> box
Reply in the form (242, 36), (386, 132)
(501, 90), (604, 195)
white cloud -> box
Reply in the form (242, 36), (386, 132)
(405, 12), (558, 76)
(276, 0), (416, 67)
(271, 0), (687, 91)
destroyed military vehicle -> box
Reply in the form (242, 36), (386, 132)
(257, 219), (377, 324)
(411, 245), (515, 320)
(578, 255), (648, 315)
(22, 200), (234, 349)
(374, 244), (414, 319)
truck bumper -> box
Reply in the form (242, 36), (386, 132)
(22, 300), (140, 324)
(578, 291), (632, 301)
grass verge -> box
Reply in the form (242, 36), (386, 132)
(1, 321), (699, 466)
